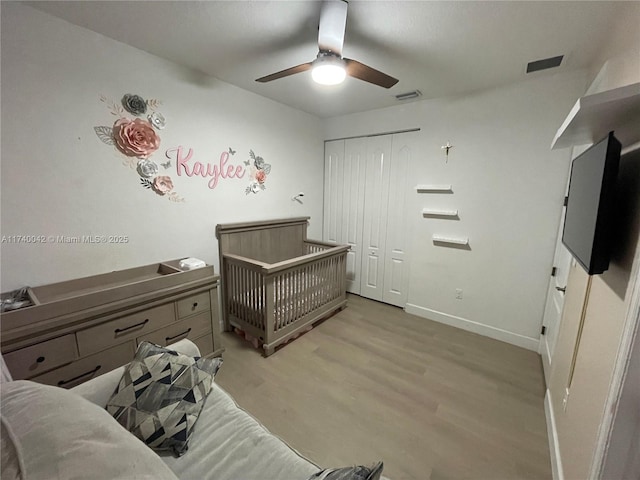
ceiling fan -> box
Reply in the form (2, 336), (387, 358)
(256, 0), (398, 88)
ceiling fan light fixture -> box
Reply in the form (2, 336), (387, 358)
(311, 54), (346, 85)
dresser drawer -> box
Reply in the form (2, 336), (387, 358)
(31, 341), (135, 389)
(137, 311), (211, 348)
(177, 291), (210, 319)
(192, 334), (214, 357)
(77, 303), (175, 356)
(3, 334), (77, 380)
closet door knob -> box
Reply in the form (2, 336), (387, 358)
(555, 286), (566, 293)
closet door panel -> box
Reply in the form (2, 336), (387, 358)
(365, 255), (381, 288)
(383, 132), (416, 307)
(323, 140), (345, 245)
(323, 138), (365, 295)
(342, 138), (366, 294)
(360, 135), (392, 301)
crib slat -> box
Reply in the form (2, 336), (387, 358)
(265, 276), (275, 341)
(275, 273), (280, 329)
(249, 268), (253, 326)
(286, 271), (292, 327)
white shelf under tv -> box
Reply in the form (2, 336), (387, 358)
(551, 82), (640, 149)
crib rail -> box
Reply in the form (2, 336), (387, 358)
(304, 240), (338, 254)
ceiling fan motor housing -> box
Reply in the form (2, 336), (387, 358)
(312, 52), (347, 85)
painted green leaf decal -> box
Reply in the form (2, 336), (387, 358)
(94, 126), (114, 145)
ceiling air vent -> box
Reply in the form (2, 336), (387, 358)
(395, 90), (421, 101)
(526, 55), (564, 73)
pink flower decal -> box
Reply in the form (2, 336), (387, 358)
(113, 117), (160, 159)
(255, 170), (267, 184)
(152, 175), (174, 195)
(244, 150), (271, 195)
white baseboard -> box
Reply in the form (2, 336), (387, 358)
(545, 389), (564, 480)
(540, 335), (552, 383)
(405, 304), (539, 351)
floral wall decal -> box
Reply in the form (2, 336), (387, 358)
(121, 94), (147, 115)
(95, 94), (184, 202)
(245, 150), (271, 195)
(96, 94), (273, 198)
(113, 118), (160, 158)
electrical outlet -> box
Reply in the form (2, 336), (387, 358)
(455, 288), (463, 300)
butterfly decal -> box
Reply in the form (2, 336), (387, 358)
(229, 147), (236, 155)
(243, 160), (250, 166)
(161, 161), (171, 169)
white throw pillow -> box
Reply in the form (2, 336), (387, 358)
(0, 380), (179, 480)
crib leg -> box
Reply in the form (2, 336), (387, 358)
(263, 344), (276, 356)
(223, 319), (233, 332)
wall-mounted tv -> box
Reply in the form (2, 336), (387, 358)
(562, 131), (621, 275)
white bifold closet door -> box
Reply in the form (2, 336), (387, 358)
(323, 138), (366, 294)
(360, 135), (392, 301)
(323, 131), (416, 307)
(382, 133), (414, 307)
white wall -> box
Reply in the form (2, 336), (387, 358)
(0, 3), (324, 291)
(585, 2), (640, 95)
(324, 71), (587, 349)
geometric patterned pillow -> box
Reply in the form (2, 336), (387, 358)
(106, 341), (223, 457)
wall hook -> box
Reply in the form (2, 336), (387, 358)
(292, 192), (305, 203)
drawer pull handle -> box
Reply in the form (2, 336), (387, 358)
(57, 365), (102, 387)
(166, 328), (192, 343)
(114, 319), (149, 334)
(36, 356), (46, 364)
(192, 302), (198, 309)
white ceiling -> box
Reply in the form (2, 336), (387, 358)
(27, 1), (631, 118)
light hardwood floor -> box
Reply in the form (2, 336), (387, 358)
(214, 294), (551, 480)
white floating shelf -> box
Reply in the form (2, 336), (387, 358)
(415, 184), (452, 193)
(432, 235), (469, 246)
(422, 209), (459, 218)
(551, 82), (640, 149)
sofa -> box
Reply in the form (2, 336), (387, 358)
(0, 339), (327, 480)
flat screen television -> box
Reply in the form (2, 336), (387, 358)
(562, 131), (621, 275)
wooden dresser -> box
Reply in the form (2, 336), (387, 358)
(0, 260), (223, 388)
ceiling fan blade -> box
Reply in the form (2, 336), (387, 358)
(318, 0), (348, 55)
(343, 58), (399, 89)
(255, 62), (313, 83)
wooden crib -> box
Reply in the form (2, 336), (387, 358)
(216, 217), (349, 356)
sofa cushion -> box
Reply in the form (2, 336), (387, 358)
(106, 341), (222, 457)
(0, 380), (178, 480)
